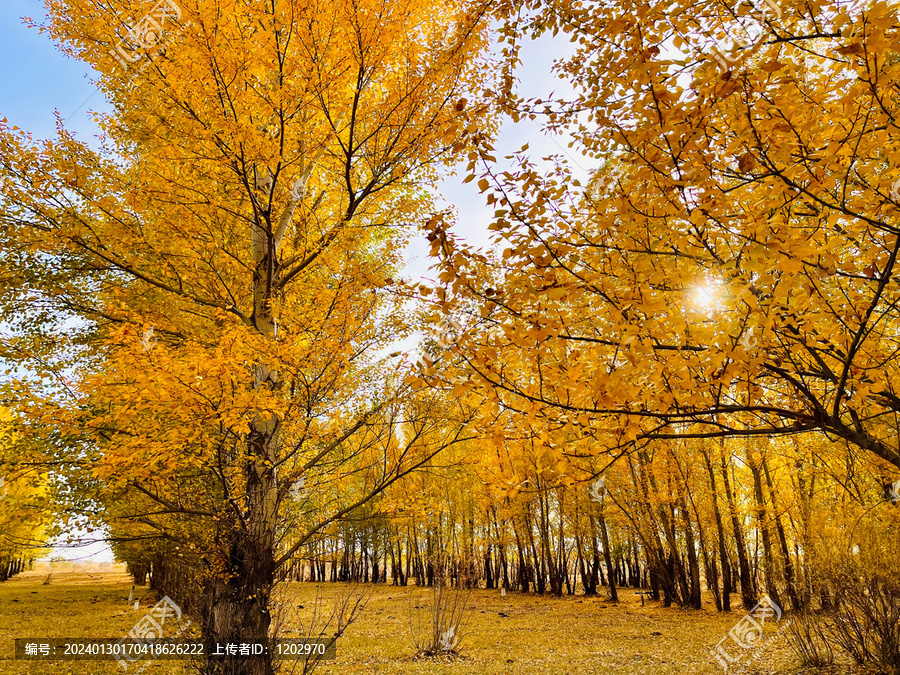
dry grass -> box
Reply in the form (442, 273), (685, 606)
(0, 563), (185, 674)
(287, 584), (797, 675)
(0, 566), (815, 674)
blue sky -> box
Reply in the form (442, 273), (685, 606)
(0, 3), (586, 562)
(0, 1), (109, 140)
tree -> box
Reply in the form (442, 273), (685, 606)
(0, 408), (51, 580)
(425, 0), (900, 478)
(0, 0), (491, 672)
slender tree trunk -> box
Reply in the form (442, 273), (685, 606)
(591, 523), (602, 591)
(629, 453), (674, 605)
(762, 455), (799, 611)
(525, 509), (546, 594)
(703, 448), (731, 611)
(598, 512), (618, 603)
(404, 531), (411, 586)
(513, 522), (529, 593)
(484, 543), (494, 590)
(720, 448), (754, 609)
(656, 478), (689, 606)
(677, 491), (702, 609)
(576, 516), (598, 596)
(793, 439), (813, 609)
(746, 444), (781, 611)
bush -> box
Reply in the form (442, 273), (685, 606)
(786, 612), (833, 668)
(792, 506), (900, 673)
(407, 555), (471, 658)
(829, 570), (900, 670)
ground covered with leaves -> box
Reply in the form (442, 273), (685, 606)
(0, 564), (855, 674)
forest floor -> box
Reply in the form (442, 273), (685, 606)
(0, 564), (855, 674)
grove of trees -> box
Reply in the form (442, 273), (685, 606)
(2, 0), (900, 673)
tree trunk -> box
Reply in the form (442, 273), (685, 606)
(703, 448), (731, 611)
(746, 444), (781, 612)
(763, 455), (799, 611)
(204, 387), (279, 674)
(721, 448), (754, 609)
(598, 512), (618, 603)
(513, 524), (529, 593)
(200, 217), (281, 674)
(677, 492), (702, 609)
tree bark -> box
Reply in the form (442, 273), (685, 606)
(746, 443), (781, 612)
(720, 448), (755, 609)
(598, 511), (618, 603)
(703, 448), (731, 611)
(762, 454), (799, 611)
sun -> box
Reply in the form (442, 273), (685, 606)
(690, 278), (724, 312)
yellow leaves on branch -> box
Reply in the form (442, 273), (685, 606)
(415, 0), (900, 473)
(0, 409), (51, 557)
(0, 1), (500, 558)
